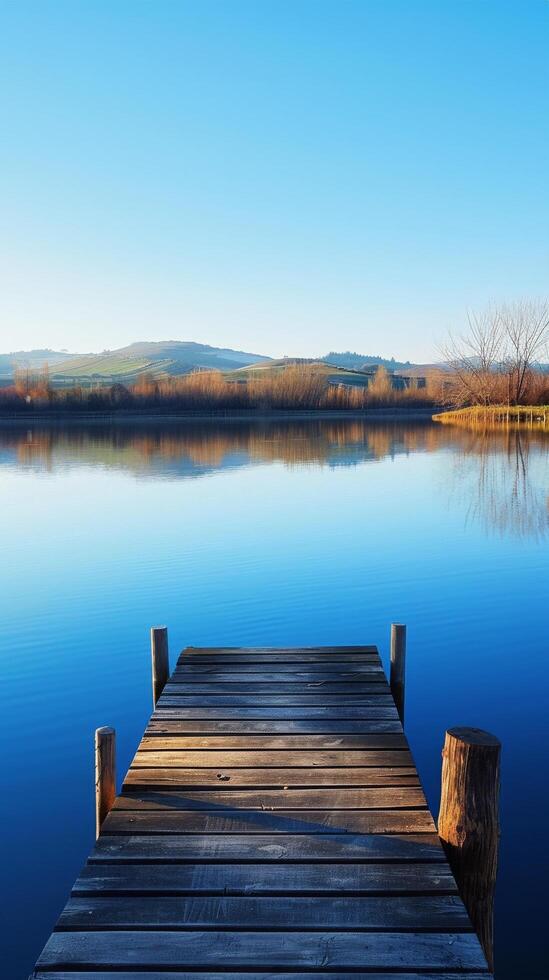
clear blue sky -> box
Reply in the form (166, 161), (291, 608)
(1, 1), (548, 362)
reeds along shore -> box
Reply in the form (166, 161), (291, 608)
(434, 405), (549, 430)
(0, 366), (435, 413)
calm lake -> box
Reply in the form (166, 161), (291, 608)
(1, 417), (548, 978)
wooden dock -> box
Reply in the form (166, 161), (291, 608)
(32, 644), (492, 978)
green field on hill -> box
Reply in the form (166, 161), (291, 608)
(227, 359), (373, 387)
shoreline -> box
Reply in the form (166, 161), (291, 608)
(0, 407), (436, 425)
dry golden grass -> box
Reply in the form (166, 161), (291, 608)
(0, 364), (436, 412)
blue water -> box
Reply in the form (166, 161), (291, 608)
(1, 418), (547, 978)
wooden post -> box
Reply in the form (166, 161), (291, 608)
(95, 726), (115, 839)
(438, 727), (501, 971)
(151, 625), (169, 707)
(389, 623), (406, 723)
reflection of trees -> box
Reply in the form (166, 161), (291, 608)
(448, 427), (548, 539)
(0, 420), (441, 474)
(1, 419), (547, 538)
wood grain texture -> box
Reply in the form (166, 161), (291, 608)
(152, 706), (400, 718)
(138, 733), (408, 749)
(33, 973), (491, 979)
(115, 785), (423, 810)
(172, 666), (386, 677)
(438, 727), (500, 971)
(145, 719), (404, 734)
(101, 807), (435, 834)
(58, 894), (470, 930)
(158, 693), (395, 705)
(36, 930), (488, 971)
(130, 748), (414, 767)
(72, 862), (458, 895)
(164, 682), (390, 694)
(90, 832), (447, 862)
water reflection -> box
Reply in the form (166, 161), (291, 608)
(449, 428), (549, 540)
(0, 418), (547, 538)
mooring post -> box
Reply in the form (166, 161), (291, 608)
(390, 623), (406, 723)
(95, 726), (116, 839)
(437, 727), (501, 971)
(151, 625), (169, 707)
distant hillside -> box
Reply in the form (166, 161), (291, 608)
(228, 358), (373, 388)
(0, 341), (271, 383)
(4, 342), (503, 387)
(0, 349), (75, 378)
(324, 351), (415, 371)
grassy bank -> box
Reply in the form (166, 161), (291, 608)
(434, 405), (549, 429)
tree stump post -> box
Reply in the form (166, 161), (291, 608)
(437, 726), (501, 971)
(389, 623), (406, 724)
(95, 726), (116, 839)
(151, 626), (169, 707)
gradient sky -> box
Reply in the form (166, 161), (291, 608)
(1, 1), (548, 361)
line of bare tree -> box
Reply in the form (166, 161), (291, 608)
(441, 300), (549, 407)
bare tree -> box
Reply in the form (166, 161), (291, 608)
(442, 301), (549, 407)
(499, 300), (549, 404)
(441, 307), (505, 407)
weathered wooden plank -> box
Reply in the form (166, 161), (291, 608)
(180, 646), (380, 654)
(90, 833), (446, 863)
(32, 973), (491, 979)
(177, 660), (383, 669)
(116, 786), (423, 809)
(165, 681), (390, 693)
(174, 663), (385, 673)
(138, 733), (409, 749)
(58, 894), (470, 930)
(121, 770), (419, 791)
(101, 807), (434, 835)
(131, 748), (414, 768)
(173, 666), (386, 678)
(178, 652), (381, 663)
(36, 930), (488, 971)
(159, 694), (395, 707)
(72, 862), (458, 896)
(153, 706), (399, 719)
(145, 719), (404, 734)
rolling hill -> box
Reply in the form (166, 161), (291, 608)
(0, 349), (75, 378)
(0, 341), (272, 384)
(323, 351), (414, 371)
(0, 342), (450, 387)
(227, 358), (374, 387)
(52, 341), (272, 380)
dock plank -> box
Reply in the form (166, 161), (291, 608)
(145, 718), (405, 733)
(72, 862), (458, 895)
(90, 832), (447, 862)
(130, 748), (414, 766)
(101, 807), (435, 834)
(34, 973), (490, 980)
(58, 894), (470, 930)
(138, 733), (408, 748)
(152, 706), (400, 718)
(115, 786), (423, 809)
(123, 767), (419, 789)
(34, 973), (491, 979)
(36, 930), (488, 971)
